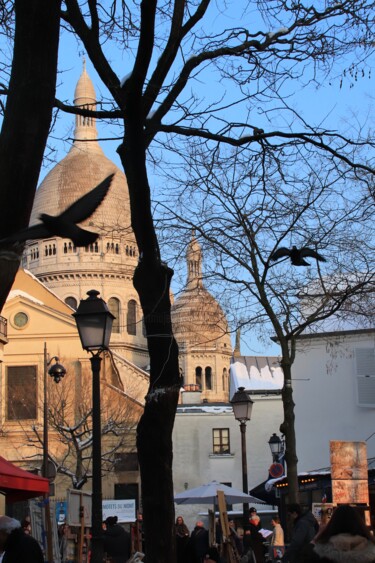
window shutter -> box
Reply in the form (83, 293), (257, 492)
(355, 349), (375, 408)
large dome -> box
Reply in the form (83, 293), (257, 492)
(30, 147), (131, 237)
(30, 64), (131, 237)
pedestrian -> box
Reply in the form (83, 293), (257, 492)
(189, 521), (209, 563)
(282, 503), (318, 563)
(301, 504), (375, 563)
(21, 516), (31, 535)
(58, 522), (69, 562)
(243, 508), (265, 563)
(103, 515), (131, 563)
(269, 516), (284, 561)
(270, 515), (284, 546)
(175, 515), (190, 563)
(0, 515), (44, 563)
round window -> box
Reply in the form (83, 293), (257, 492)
(13, 311), (29, 328)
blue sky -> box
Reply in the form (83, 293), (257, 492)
(33, 11), (375, 355)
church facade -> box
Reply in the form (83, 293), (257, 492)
(0, 65), (233, 506)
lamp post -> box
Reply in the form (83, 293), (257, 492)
(73, 290), (114, 563)
(43, 344), (66, 563)
(268, 433), (285, 464)
(230, 386), (254, 523)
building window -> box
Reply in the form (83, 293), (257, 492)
(212, 428), (230, 454)
(108, 297), (121, 333)
(195, 366), (202, 388)
(65, 296), (78, 310)
(114, 453), (139, 472)
(127, 300), (137, 335)
(205, 366), (212, 390)
(7, 366), (37, 420)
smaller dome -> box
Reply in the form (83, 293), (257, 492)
(171, 233), (231, 349)
(172, 286), (231, 348)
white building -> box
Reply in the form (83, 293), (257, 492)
(292, 328), (375, 472)
(172, 357), (284, 528)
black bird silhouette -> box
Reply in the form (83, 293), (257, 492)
(0, 174), (114, 247)
(270, 245), (326, 266)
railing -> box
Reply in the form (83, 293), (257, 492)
(0, 316), (7, 338)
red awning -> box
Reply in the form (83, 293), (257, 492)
(0, 456), (49, 502)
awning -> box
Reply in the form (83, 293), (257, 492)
(0, 456), (49, 502)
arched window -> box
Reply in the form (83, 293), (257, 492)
(65, 296), (78, 310)
(205, 366), (212, 390)
(127, 300), (137, 335)
(222, 368), (228, 391)
(108, 297), (121, 333)
(195, 366), (202, 389)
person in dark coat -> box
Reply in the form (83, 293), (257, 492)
(189, 521), (209, 563)
(0, 515), (44, 563)
(282, 503), (318, 563)
(301, 504), (375, 563)
(103, 515), (131, 563)
(175, 515), (190, 563)
(243, 508), (265, 563)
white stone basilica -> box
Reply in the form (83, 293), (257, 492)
(21, 63), (232, 403)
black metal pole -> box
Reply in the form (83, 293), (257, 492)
(90, 353), (104, 563)
(240, 421), (249, 524)
(43, 343), (49, 478)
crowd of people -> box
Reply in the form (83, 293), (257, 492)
(0, 502), (374, 562)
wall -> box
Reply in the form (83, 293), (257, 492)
(293, 331), (375, 472)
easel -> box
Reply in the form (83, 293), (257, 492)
(217, 490), (240, 563)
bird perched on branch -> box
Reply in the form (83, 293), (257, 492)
(270, 245), (326, 266)
(0, 174), (114, 248)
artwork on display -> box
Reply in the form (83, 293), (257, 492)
(330, 440), (369, 506)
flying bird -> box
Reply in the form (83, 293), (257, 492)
(270, 245), (327, 266)
(0, 174), (114, 248)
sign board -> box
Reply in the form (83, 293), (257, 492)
(103, 499), (136, 523)
(67, 490), (92, 527)
(67, 491), (136, 526)
(330, 441), (369, 505)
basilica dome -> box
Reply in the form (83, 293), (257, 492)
(30, 65), (132, 237)
(171, 234), (231, 350)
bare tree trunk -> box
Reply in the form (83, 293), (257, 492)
(118, 88), (181, 559)
(0, 0), (61, 311)
(279, 360), (299, 504)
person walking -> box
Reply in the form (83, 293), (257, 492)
(301, 504), (375, 563)
(175, 515), (190, 563)
(282, 504), (318, 563)
(189, 521), (209, 563)
(103, 516), (131, 563)
(0, 515), (44, 563)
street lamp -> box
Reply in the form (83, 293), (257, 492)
(73, 290), (114, 563)
(43, 344), (66, 563)
(268, 433), (284, 463)
(230, 386), (254, 523)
